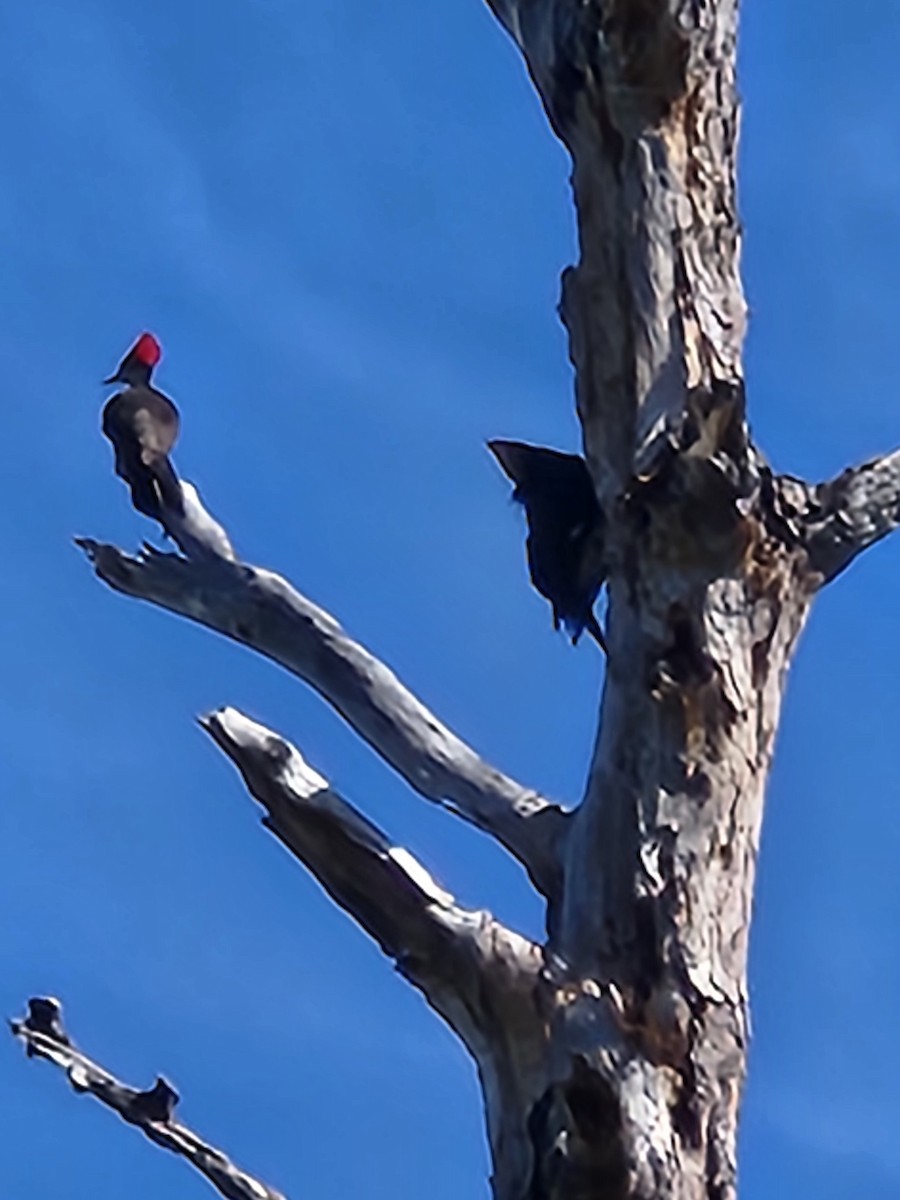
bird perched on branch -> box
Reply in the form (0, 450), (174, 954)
(489, 439), (607, 650)
(102, 333), (183, 528)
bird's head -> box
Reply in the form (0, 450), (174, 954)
(103, 332), (162, 387)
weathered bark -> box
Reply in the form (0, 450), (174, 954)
(784, 449), (900, 581)
(202, 708), (548, 1199)
(75, 538), (566, 899)
(468, 2), (900, 1196)
(17, 3), (900, 1199)
(479, 3), (784, 1197)
(200, 706), (541, 1005)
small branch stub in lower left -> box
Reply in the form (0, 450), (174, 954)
(10, 996), (290, 1200)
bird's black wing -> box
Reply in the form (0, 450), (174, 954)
(490, 438), (607, 648)
(102, 389), (183, 520)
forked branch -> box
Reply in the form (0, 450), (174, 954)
(10, 997), (288, 1200)
(76, 538), (567, 898)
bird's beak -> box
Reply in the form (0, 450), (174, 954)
(102, 373), (119, 385)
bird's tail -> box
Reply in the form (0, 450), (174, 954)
(126, 470), (165, 523)
(151, 454), (185, 517)
(582, 612), (608, 654)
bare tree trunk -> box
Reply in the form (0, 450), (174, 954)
(476, 4), (792, 1193)
(14, 3), (900, 1199)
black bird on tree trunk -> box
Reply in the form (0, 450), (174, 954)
(489, 438), (607, 650)
(102, 333), (183, 527)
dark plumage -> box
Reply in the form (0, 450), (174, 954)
(489, 439), (607, 650)
(102, 333), (183, 525)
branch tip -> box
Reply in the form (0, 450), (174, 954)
(10, 996), (289, 1200)
(202, 707), (329, 800)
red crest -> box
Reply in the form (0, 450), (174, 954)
(131, 332), (162, 367)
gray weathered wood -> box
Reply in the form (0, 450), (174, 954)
(468, 2), (892, 1198)
(492, 0), (751, 500)
(476, 1), (791, 1195)
(75, 538), (567, 898)
(800, 449), (900, 581)
(202, 708), (548, 1199)
(200, 706), (540, 991)
(10, 998), (289, 1200)
(162, 479), (237, 564)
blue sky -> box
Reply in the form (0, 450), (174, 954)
(2, 1), (899, 1196)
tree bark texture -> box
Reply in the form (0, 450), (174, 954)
(16, 3), (900, 1199)
(484, 3), (797, 1196)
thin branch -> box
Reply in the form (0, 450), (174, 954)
(10, 997), (288, 1200)
(201, 707), (542, 1041)
(799, 449), (900, 581)
(76, 538), (567, 898)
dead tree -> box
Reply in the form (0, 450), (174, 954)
(13, 2), (900, 1198)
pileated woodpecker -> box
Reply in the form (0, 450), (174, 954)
(489, 439), (607, 650)
(102, 333), (183, 525)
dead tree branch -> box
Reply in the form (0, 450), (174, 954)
(10, 997), (288, 1200)
(201, 707), (550, 1195)
(800, 449), (900, 582)
(75, 539), (566, 898)
(162, 479), (237, 564)
(200, 706), (540, 1006)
